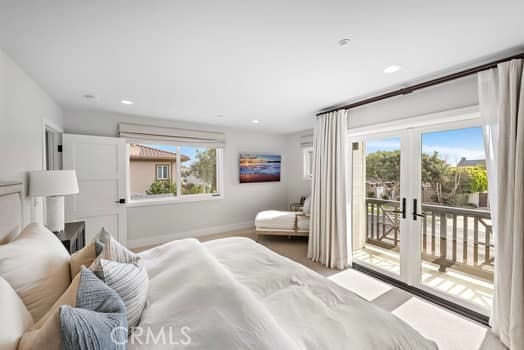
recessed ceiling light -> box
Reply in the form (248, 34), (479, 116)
(337, 38), (351, 48)
(384, 65), (401, 73)
(121, 99), (134, 105)
(252, 120), (260, 124)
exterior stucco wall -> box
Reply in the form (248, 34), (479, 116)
(130, 160), (175, 194)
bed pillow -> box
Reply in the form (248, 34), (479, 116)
(60, 267), (128, 350)
(94, 258), (148, 329)
(17, 275), (79, 350)
(70, 228), (111, 279)
(0, 276), (34, 350)
(303, 195), (311, 214)
(70, 242), (97, 279)
(0, 223), (71, 322)
(90, 235), (148, 329)
(91, 234), (138, 268)
(19, 267), (127, 350)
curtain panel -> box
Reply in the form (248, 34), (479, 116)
(307, 110), (350, 270)
(478, 59), (524, 350)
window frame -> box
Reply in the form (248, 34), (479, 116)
(155, 164), (169, 181)
(127, 144), (224, 207)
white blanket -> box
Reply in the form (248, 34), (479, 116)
(255, 210), (296, 229)
(136, 238), (438, 350)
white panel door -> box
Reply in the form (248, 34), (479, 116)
(62, 134), (127, 244)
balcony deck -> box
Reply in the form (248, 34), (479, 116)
(354, 198), (494, 312)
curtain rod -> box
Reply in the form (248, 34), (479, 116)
(316, 52), (524, 117)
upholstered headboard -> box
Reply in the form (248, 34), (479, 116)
(0, 182), (24, 244)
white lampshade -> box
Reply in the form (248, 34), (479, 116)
(29, 170), (79, 197)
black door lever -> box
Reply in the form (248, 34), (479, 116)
(392, 197), (406, 219)
(412, 199), (426, 220)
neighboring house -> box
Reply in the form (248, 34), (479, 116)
(457, 157), (486, 168)
(129, 144), (189, 195)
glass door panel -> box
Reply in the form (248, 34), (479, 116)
(352, 136), (404, 277)
(418, 126), (493, 313)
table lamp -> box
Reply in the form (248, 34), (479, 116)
(29, 170), (79, 232)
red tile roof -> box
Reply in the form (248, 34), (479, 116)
(130, 144), (190, 162)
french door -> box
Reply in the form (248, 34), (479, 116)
(350, 112), (493, 316)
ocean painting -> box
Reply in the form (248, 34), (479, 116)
(239, 153), (281, 183)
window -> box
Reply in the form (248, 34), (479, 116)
(128, 143), (223, 203)
(303, 147), (313, 179)
(156, 165), (169, 180)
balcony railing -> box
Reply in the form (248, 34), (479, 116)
(366, 198), (494, 280)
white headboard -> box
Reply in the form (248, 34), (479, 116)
(0, 181), (24, 244)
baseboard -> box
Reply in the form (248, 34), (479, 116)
(126, 221), (254, 249)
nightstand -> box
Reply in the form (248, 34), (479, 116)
(56, 221), (86, 254)
(289, 202), (304, 212)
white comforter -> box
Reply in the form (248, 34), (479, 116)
(136, 238), (437, 350)
(255, 210), (296, 229)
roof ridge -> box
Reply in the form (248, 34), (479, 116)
(132, 143), (177, 156)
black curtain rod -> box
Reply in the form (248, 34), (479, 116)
(316, 52), (524, 116)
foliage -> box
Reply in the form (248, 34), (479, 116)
(182, 183), (207, 195)
(366, 150), (488, 206)
(365, 150), (401, 199)
(146, 180), (176, 195)
(462, 166), (488, 193)
(188, 148), (217, 193)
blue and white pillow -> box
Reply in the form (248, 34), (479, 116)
(60, 267), (128, 350)
(90, 236), (149, 329)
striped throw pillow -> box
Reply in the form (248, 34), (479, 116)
(89, 236), (148, 329)
(96, 258), (148, 329)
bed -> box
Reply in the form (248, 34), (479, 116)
(136, 237), (438, 349)
(0, 183), (438, 350)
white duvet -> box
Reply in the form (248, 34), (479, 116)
(255, 210), (296, 229)
(136, 238), (438, 350)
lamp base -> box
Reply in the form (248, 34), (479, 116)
(46, 196), (65, 233)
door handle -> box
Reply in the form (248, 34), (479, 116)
(412, 199), (426, 220)
(115, 198), (126, 204)
(392, 197), (406, 219)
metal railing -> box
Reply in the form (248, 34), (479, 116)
(366, 198), (494, 280)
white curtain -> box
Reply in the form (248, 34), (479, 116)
(478, 59), (524, 350)
(307, 110), (350, 270)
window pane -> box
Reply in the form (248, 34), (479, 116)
(129, 144), (177, 200)
(180, 146), (218, 195)
(420, 126), (493, 311)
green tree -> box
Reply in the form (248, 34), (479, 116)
(462, 166), (488, 193)
(189, 148), (217, 192)
(366, 150), (488, 206)
(146, 180), (176, 195)
(366, 150), (400, 199)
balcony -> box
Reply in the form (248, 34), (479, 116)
(354, 198), (494, 311)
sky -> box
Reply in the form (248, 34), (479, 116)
(240, 154), (281, 162)
(366, 127), (485, 165)
(142, 144), (201, 165)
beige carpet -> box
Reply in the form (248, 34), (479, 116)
(134, 228), (506, 350)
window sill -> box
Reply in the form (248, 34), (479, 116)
(126, 194), (223, 207)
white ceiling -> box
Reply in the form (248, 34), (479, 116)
(0, 0), (523, 133)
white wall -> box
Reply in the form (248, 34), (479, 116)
(0, 48), (63, 225)
(63, 107), (289, 245)
(348, 75), (478, 128)
(284, 75), (480, 209)
(286, 130), (312, 203)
